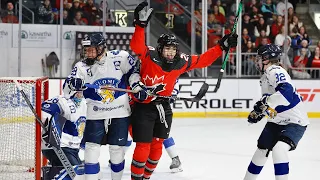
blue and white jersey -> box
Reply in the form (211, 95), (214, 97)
(260, 65), (309, 126)
(63, 50), (139, 120)
(41, 96), (87, 149)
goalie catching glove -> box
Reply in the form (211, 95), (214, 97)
(133, 1), (153, 27)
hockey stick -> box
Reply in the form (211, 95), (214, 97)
(13, 80), (77, 179)
(151, 82), (209, 102)
(213, 0), (243, 93)
(86, 83), (209, 102)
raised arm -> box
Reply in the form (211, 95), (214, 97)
(130, 1), (153, 60)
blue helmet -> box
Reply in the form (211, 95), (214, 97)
(257, 44), (282, 62)
(81, 33), (106, 65)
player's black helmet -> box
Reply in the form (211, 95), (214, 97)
(81, 33), (106, 65)
(257, 44), (282, 62)
(256, 44), (282, 73)
(157, 34), (179, 61)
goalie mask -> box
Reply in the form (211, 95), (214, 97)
(256, 44), (282, 73)
(70, 92), (84, 107)
(157, 34), (179, 63)
(81, 33), (106, 66)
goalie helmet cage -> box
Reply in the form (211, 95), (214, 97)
(0, 77), (49, 180)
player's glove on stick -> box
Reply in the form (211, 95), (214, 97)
(132, 81), (148, 102)
(133, 1), (153, 27)
(68, 77), (86, 91)
(218, 33), (238, 51)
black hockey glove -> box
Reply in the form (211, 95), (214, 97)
(254, 95), (277, 118)
(218, 33), (238, 51)
(248, 110), (265, 123)
(68, 77), (86, 91)
(133, 1), (153, 28)
(131, 81), (149, 102)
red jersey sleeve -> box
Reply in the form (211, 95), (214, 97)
(130, 26), (148, 60)
(186, 45), (223, 70)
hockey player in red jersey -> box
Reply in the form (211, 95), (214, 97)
(129, 2), (238, 180)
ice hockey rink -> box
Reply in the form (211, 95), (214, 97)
(90, 117), (320, 180)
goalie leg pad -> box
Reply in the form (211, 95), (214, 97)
(42, 165), (85, 180)
(84, 142), (100, 179)
(109, 145), (125, 180)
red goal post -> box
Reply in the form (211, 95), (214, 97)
(0, 77), (49, 180)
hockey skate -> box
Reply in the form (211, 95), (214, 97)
(170, 156), (183, 173)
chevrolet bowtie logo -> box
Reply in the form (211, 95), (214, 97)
(179, 81), (215, 96)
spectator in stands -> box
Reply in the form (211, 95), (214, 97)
(242, 28), (252, 47)
(307, 47), (320, 78)
(255, 30), (271, 47)
(289, 0), (298, 11)
(249, 5), (263, 26)
(56, 9), (71, 24)
(242, 40), (258, 75)
(242, 13), (255, 39)
(245, 0), (261, 14)
(276, 0), (293, 16)
(212, 4), (226, 24)
(275, 26), (291, 47)
(69, 0), (83, 22)
(37, 0), (54, 24)
(254, 17), (270, 37)
(292, 26), (311, 50)
(215, 0), (225, 16)
(317, 40), (320, 49)
(83, 0), (98, 24)
(292, 48), (311, 79)
(289, 15), (303, 36)
(73, 11), (88, 25)
(287, 7), (294, 23)
(261, 0), (277, 21)
(257, 36), (269, 50)
(271, 15), (283, 39)
(1, 1), (18, 23)
(91, 14), (102, 26)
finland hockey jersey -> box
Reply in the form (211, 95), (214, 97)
(41, 96), (87, 149)
(63, 50), (139, 120)
(260, 65), (309, 126)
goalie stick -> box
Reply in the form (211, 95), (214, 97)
(88, 82), (209, 102)
(13, 80), (77, 179)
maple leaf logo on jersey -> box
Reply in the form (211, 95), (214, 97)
(143, 75), (166, 94)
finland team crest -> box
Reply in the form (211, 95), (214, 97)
(93, 78), (120, 104)
(76, 116), (86, 137)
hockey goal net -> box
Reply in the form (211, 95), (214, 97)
(0, 77), (49, 180)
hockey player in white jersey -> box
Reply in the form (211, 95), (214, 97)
(41, 90), (87, 180)
(63, 33), (139, 180)
(243, 44), (309, 180)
